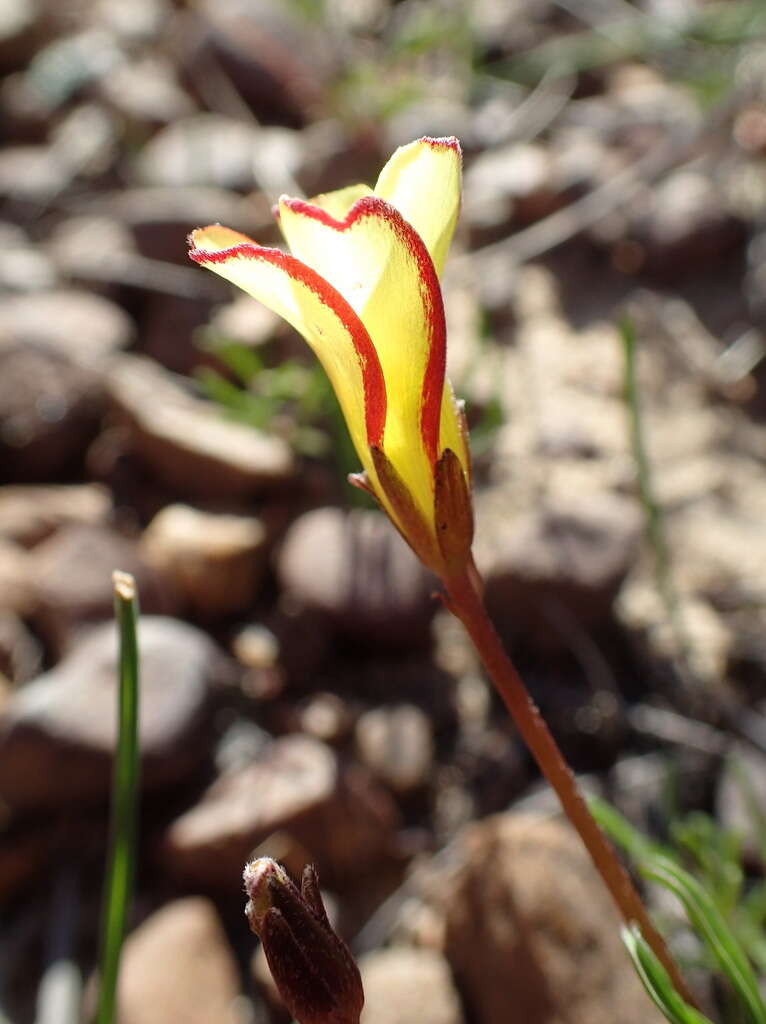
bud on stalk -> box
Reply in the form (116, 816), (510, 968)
(244, 858), (364, 1024)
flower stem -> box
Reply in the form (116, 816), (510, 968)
(443, 565), (695, 1008)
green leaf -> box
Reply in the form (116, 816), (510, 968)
(622, 926), (715, 1024)
(95, 573), (141, 1024)
(643, 855), (766, 1024)
(592, 798), (766, 1024)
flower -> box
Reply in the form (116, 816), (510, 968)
(244, 858), (363, 1024)
(189, 136), (472, 576)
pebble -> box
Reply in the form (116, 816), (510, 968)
(359, 947), (464, 1024)
(0, 616), (226, 808)
(115, 898), (242, 1024)
(277, 507), (436, 651)
(442, 814), (664, 1024)
(141, 504), (269, 619)
(355, 704), (434, 794)
(107, 355), (294, 499)
(161, 733), (400, 889)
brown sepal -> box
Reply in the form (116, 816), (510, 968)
(433, 447), (474, 574)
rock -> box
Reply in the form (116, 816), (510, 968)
(0, 611), (40, 686)
(359, 948), (464, 1024)
(0, 288), (133, 365)
(0, 540), (34, 615)
(0, 220), (57, 291)
(99, 54), (194, 125)
(115, 898), (242, 1024)
(162, 734), (400, 889)
(141, 504), (268, 619)
(205, 293), (284, 349)
(135, 114), (264, 190)
(716, 745), (766, 865)
(194, 0), (334, 126)
(0, 145), (69, 200)
(298, 692), (353, 744)
(478, 490), (641, 649)
(0, 818), (52, 902)
(442, 814), (664, 1024)
(355, 704), (434, 794)
(611, 170), (746, 282)
(0, 484), (110, 547)
(463, 142), (559, 241)
(0, 616), (226, 808)
(87, 186), (270, 264)
(46, 215), (136, 285)
(28, 524), (171, 655)
(107, 355), (293, 499)
(0, 341), (102, 481)
(0, 0), (40, 72)
(278, 507), (436, 651)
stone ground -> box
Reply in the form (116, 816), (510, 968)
(1, 0), (766, 1021)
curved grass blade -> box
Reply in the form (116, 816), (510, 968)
(643, 855), (766, 1024)
(95, 572), (141, 1024)
(593, 798), (766, 1024)
(622, 926), (714, 1024)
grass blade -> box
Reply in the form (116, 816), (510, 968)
(643, 856), (766, 1024)
(95, 571), (141, 1024)
(593, 799), (766, 1024)
(622, 926), (714, 1024)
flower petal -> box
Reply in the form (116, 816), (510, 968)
(374, 136), (462, 276)
(188, 225), (386, 459)
(277, 196), (446, 521)
(297, 183), (372, 220)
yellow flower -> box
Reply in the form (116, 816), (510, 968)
(189, 136), (472, 577)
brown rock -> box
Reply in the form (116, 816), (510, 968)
(107, 355), (293, 498)
(0, 616), (225, 808)
(0, 818), (51, 902)
(0, 539), (34, 615)
(355, 704), (434, 794)
(116, 898), (241, 1024)
(135, 114), (264, 190)
(478, 491), (641, 649)
(278, 507), (435, 651)
(359, 948), (464, 1024)
(28, 523), (170, 654)
(0, 288), (132, 364)
(0, 610), (40, 686)
(141, 504), (268, 619)
(442, 814), (663, 1024)
(162, 734), (399, 889)
(0, 340), (102, 481)
(0, 484), (110, 547)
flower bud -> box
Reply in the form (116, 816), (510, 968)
(244, 858), (364, 1024)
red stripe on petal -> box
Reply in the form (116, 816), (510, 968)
(189, 239), (386, 447)
(280, 196), (447, 468)
(420, 136), (462, 156)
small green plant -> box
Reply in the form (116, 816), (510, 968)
(593, 798), (766, 1024)
(95, 572), (141, 1024)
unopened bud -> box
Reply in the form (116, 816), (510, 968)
(243, 858), (364, 1024)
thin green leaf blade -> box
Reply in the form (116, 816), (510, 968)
(95, 571), (141, 1024)
(622, 926), (715, 1024)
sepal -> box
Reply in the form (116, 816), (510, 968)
(434, 447), (474, 574)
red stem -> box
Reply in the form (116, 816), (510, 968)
(443, 566), (695, 1007)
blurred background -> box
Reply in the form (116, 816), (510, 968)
(1, 0), (766, 1021)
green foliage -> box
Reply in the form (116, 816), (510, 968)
(95, 575), (141, 1024)
(623, 925), (715, 1024)
(591, 798), (766, 1024)
(485, 1), (766, 90)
